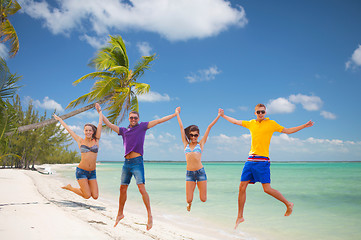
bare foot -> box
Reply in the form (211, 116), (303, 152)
(146, 215), (153, 231)
(284, 202), (294, 216)
(114, 214), (124, 227)
(187, 202), (192, 212)
(234, 217), (244, 229)
(61, 184), (72, 191)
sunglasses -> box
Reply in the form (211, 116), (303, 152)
(129, 116), (139, 120)
(189, 134), (199, 138)
(256, 110), (265, 114)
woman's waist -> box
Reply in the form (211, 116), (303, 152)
(186, 158), (203, 171)
(78, 159), (97, 171)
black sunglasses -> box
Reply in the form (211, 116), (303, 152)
(256, 110), (265, 114)
(129, 116), (139, 120)
(189, 134), (199, 138)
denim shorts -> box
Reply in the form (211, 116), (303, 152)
(121, 156), (145, 185)
(240, 161), (270, 184)
(76, 167), (96, 180)
(186, 167), (207, 182)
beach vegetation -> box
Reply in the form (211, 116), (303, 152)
(0, 0), (21, 57)
(1, 95), (81, 169)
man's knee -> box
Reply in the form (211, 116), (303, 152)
(262, 184), (273, 194)
(239, 182), (248, 192)
(137, 184), (148, 195)
(120, 185), (128, 194)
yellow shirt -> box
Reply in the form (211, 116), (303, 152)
(242, 118), (284, 158)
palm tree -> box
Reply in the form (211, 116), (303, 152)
(7, 35), (156, 134)
(67, 35), (155, 124)
(0, 0), (21, 57)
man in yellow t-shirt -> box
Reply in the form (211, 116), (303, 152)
(220, 104), (314, 229)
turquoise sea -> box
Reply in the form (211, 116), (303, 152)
(57, 162), (361, 240)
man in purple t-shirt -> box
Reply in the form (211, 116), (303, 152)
(101, 107), (178, 231)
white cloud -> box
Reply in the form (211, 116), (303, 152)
(75, 110), (100, 119)
(239, 106), (248, 111)
(138, 91), (171, 102)
(226, 108), (236, 113)
(0, 43), (8, 58)
(186, 66), (221, 83)
(19, 0), (247, 42)
(80, 34), (108, 49)
(266, 98), (296, 114)
(320, 111), (336, 120)
(210, 133), (361, 160)
(346, 45), (361, 70)
(289, 94), (323, 111)
(27, 96), (64, 112)
(137, 41), (152, 56)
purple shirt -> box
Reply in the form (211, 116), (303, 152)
(118, 122), (149, 157)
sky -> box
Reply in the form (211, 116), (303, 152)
(3, 0), (361, 161)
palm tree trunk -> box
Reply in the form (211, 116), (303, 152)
(5, 96), (111, 136)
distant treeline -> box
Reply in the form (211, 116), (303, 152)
(1, 95), (80, 169)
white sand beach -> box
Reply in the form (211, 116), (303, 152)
(0, 167), (236, 240)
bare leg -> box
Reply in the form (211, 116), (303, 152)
(186, 181), (196, 211)
(235, 181), (250, 229)
(262, 183), (294, 216)
(137, 184), (153, 231)
(62, 179), (91, 199)
(197, 180), (207, 202)
(88, 179), (99, 199)
(114, 185), (128, 227)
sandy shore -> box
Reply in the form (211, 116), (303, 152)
(0, 168), (231, 240)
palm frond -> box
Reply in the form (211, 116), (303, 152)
(92, 77), (119, 100)
(90, 36), (129, 71)
(105, 88), (130, 124)
(66, 92), (94, 109)
(130, 82), (150, 95)
(131, 54), (157, 81)
(5, 0), (21, 15)
(0, 20), (19, 57)
(72, 71), (113, 86)
(130, 94), (139, 112)
(108, 66), (129, 78)
(109, 35), (128, 68)
(0, 57), (22, 100)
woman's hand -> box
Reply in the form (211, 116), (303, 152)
(175, 106), (181, 115)
(53, 114), (61, 121)
(95, 103), (102, 113)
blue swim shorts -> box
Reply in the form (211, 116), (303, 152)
(76, 167), (97, 180)
(240, 161), (270, 184)
(186, 167), (207, 182)
(121, 156), (145, 185)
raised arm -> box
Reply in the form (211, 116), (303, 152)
(199, 110), (221, 146)
(53, 114), (82, 144)
(282, 120), (314, 134)
(175, 107), (188, 148)
(101, 113), (120, 134)
(147, 109), (178, 129)
(219, 108), (243, 126)
(95, 103), (103, 139)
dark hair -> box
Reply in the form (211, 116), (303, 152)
(84, 123), (98, 140)
(129, 111), (139, 117)
(184, 125), (199, 142)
